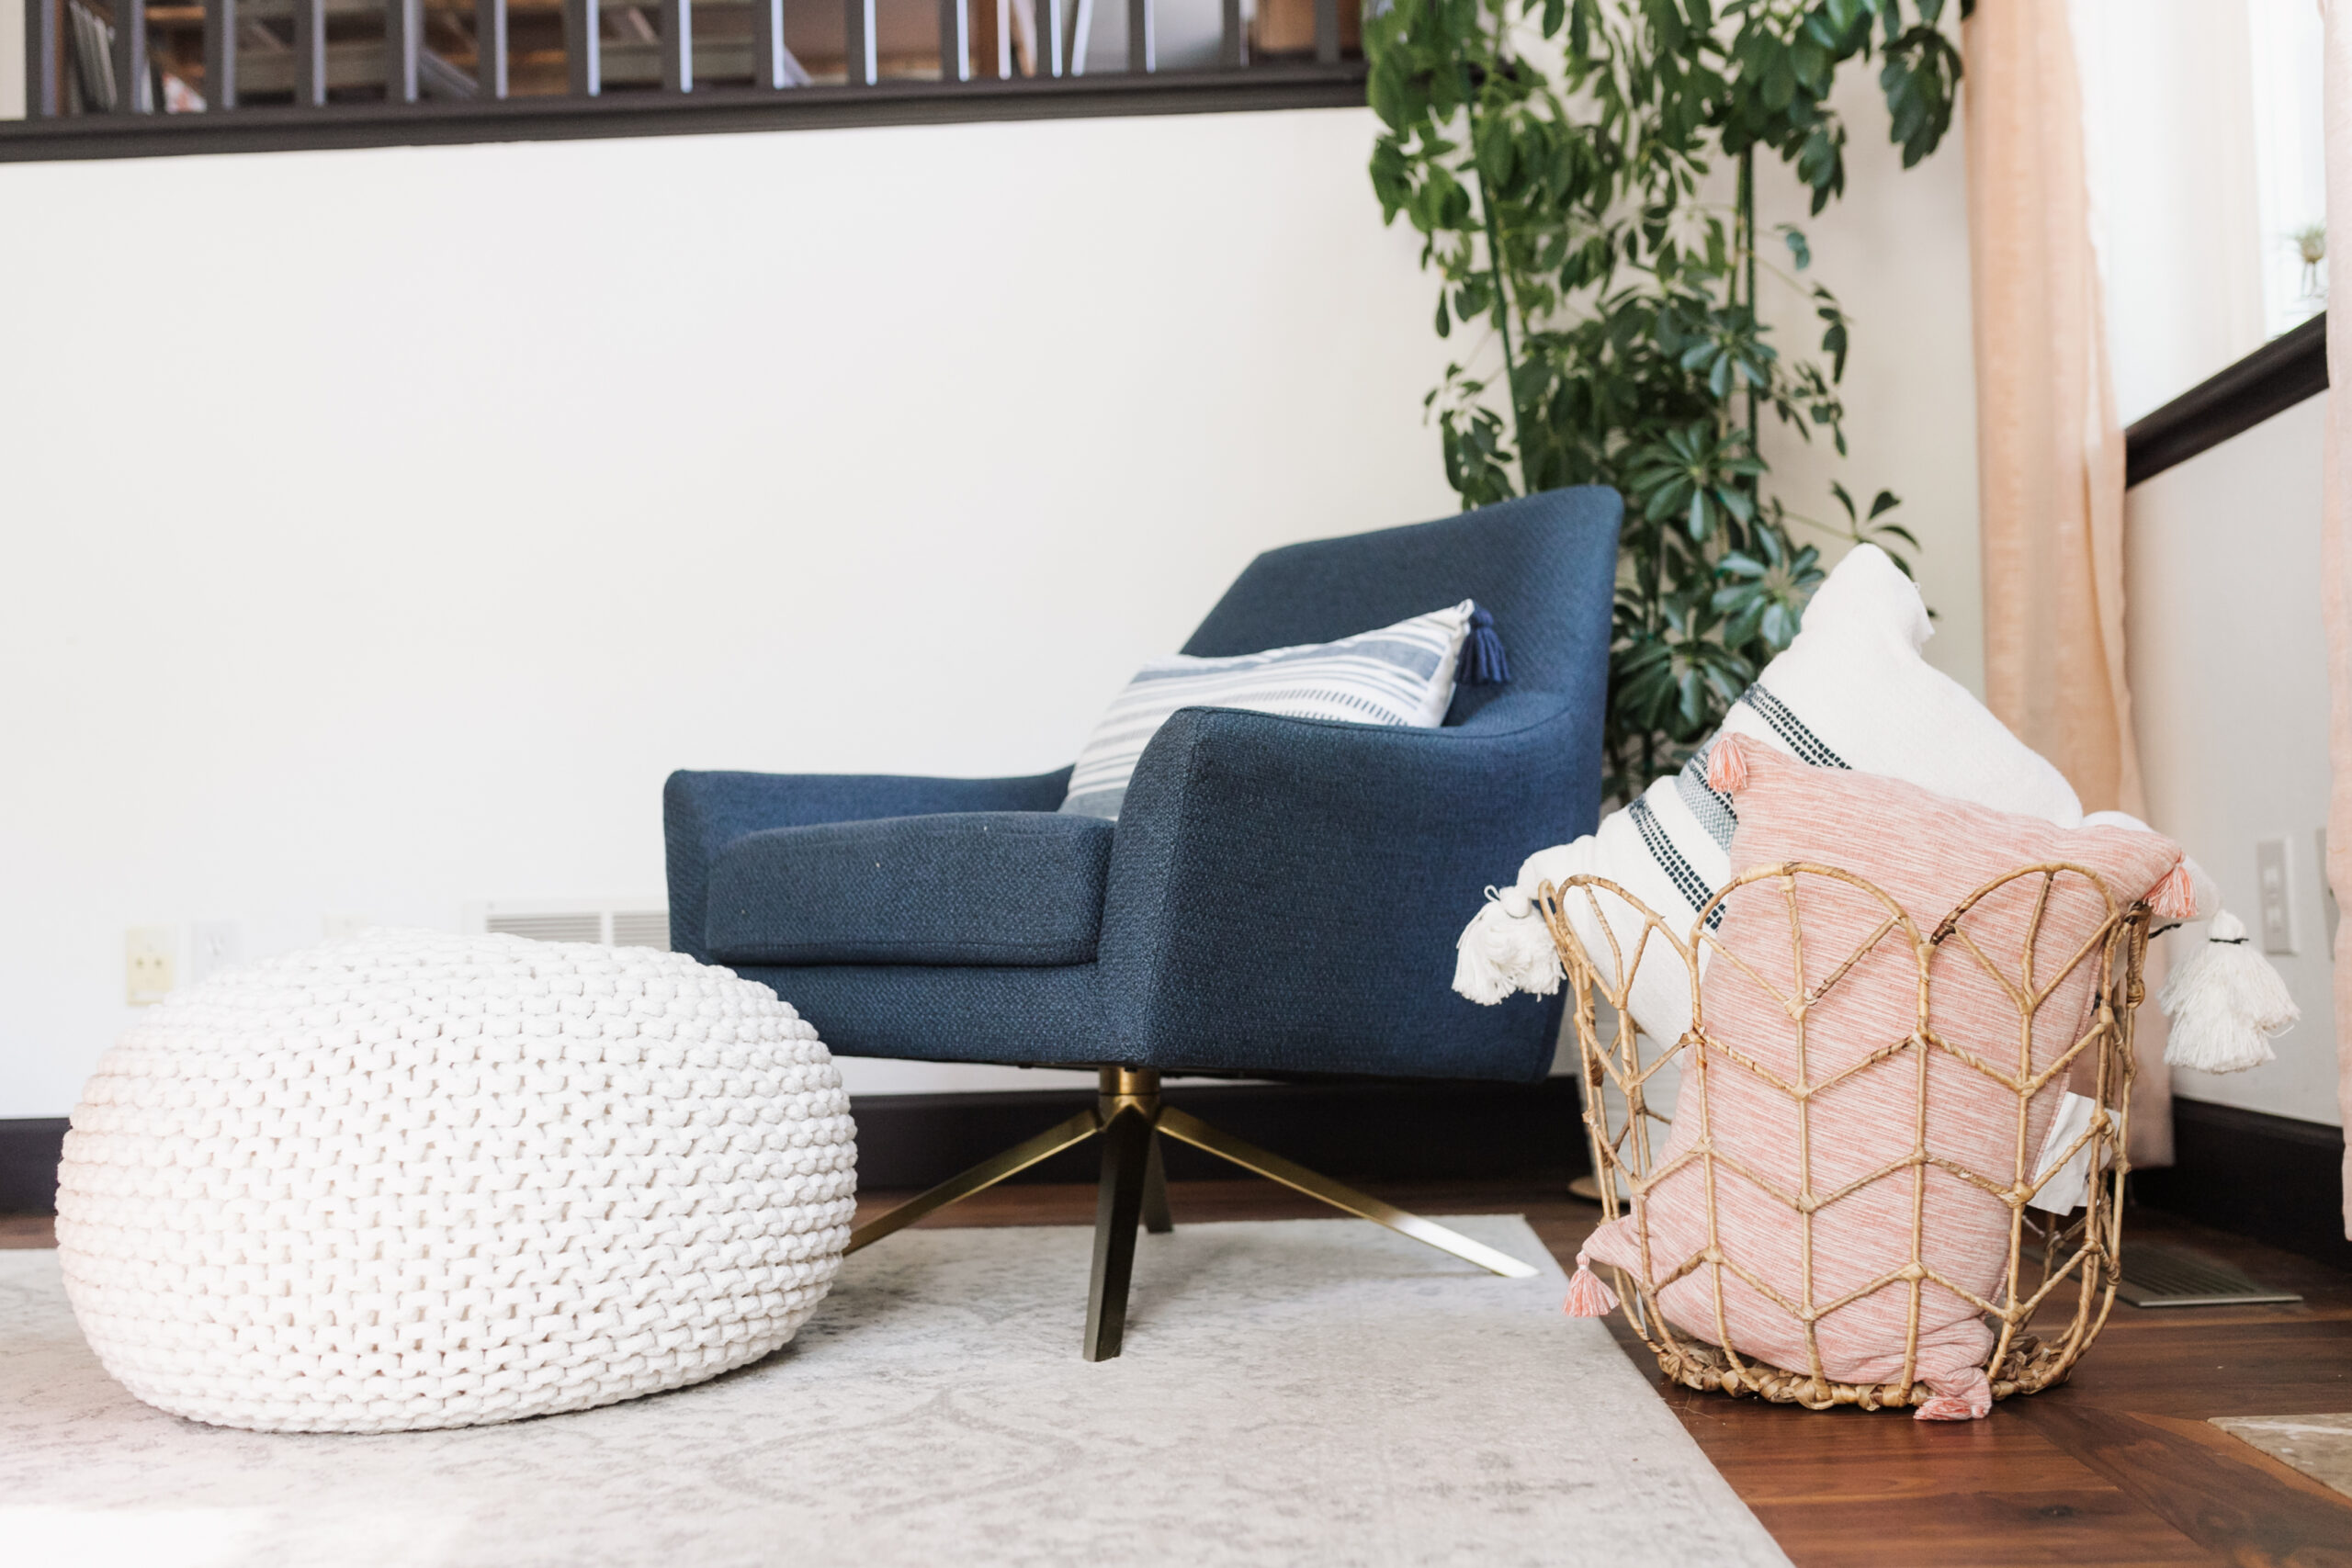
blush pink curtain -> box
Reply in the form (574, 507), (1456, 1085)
(2325, 1), (2352, 1238)
(1962, 0), (2170, 1166)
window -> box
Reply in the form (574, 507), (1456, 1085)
(2075, 0), (2327, 423)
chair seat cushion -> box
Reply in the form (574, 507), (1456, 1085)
(704, 812), (1113, 966)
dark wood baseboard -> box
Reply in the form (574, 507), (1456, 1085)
(0, 1081), (1586, 1216)
(853, 1078), (1589, 1191)
(0, 1119), (68, 1215)
(2135, 1097), (2351, 1272)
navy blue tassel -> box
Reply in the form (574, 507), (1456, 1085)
(1461, 604), (1510, 685)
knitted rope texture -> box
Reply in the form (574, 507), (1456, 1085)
(55, 930), (857, 1435)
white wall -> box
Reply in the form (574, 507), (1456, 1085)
(2126, 395), (2339, 1126)
(0, 94), (1987, 1120)
(1750, 63), (1983, 697)
(0, 108), (1470, 1116)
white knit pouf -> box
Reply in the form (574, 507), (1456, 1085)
(55, 929), (857, 1434)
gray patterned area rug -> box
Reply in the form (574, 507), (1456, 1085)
(0, 1215), (1785, 1568)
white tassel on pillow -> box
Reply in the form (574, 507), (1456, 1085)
(2157, 908), (2301, 1074)
(1453, 840), (1603, 1006)
(1453, 898), (1565, 1005)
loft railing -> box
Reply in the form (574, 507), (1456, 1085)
(6, 0), (1364, 159)
(2122, 310), (2328, 489)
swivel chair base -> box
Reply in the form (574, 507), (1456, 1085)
(844, 1068), (1540, 1360)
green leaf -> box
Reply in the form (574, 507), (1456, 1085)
(1368, 58), (1408, 131)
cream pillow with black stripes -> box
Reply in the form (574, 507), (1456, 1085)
(1454, 545), (2083, 1049)
(1058, 601), (1478, 821)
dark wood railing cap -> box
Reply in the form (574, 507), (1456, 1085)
(2125, 311), (2328, 490)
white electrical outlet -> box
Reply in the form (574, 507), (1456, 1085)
(126, 926), (176, 1006)
(189, 921), (242, 984)
(2256, 838), (2295, 955)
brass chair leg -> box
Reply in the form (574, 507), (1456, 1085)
(1083, 1101), (1156, 1361)
(1141, 1136), (1174, 1234)
(1155, 1105), (1539, 1279)
(845, 1106), (1102, 1254)
(846, 1066), (1535, 1364)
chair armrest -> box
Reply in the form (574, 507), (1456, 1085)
(663, 766), (1072, 961)
(1096, 694), (1596, 1079)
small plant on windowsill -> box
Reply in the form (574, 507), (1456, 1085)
(1366, 0), (1967, 802)
(2291, 221), (2328, 306)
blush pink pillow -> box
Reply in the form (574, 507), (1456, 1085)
(1576, 737), (2184, 1419)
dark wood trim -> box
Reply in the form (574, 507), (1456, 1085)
(0, 1119), (67, 1216)
(0, 63), (1369, 164)
(2124, 312), (2328, 489)
(855, 1077), (1587, 1190)
(0, 1080), (1581, 1214)
(2133, 1097), (2350, 1272)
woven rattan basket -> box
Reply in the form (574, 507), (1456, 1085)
(1540, 863), (2152, 1413)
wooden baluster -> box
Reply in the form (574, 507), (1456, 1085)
(203, 0), (235, 107)
(293, 0), (324, 105)
(566, 0), (599, 94)
(387, 0), (420, 101)
(1035, 0), (1061, 75)
(843, 0), (874, 85)
(750, 0), (783, 87)
(1125, 0), (1149, 72)
(476, 0), (507, 97)
(1312, 0), (1336, 63)
(937, 0), (967, 82)
(114, 0), (149, 112)
(661, 0), (689, 90)
(27, 0), (61, 115)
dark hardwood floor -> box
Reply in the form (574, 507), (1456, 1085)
(8, 1180), (2349, 1565)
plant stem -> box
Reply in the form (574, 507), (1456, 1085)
(1470, 6), (1532, 497)
(1477, 179), (1532, 497)
(1737, 143), (1758, 471)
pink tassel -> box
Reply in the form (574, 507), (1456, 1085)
(1705, 736), (1750, 794)
(2148, 860), (2199, 920)
(1913, 1369), (1992, 1421)
(1562, 1258), (1619, 1318)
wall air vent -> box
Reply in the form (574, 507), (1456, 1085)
(609, 909), (671, 951)
(486, 911), (603, 943)
(470, 900), (670, 951)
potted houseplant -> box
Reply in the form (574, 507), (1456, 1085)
(1366, 0), (1969, 796)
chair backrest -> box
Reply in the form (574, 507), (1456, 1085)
(1180, 487), (1623, 727)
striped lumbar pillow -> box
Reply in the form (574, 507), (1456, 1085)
(1058, 601), (1483, 820)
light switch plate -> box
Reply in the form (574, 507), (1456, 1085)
(189, 921), (241, 984)
(2256, 838), (2295, 955)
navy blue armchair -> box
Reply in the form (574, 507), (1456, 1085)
(664, 487), (1623, 1356)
